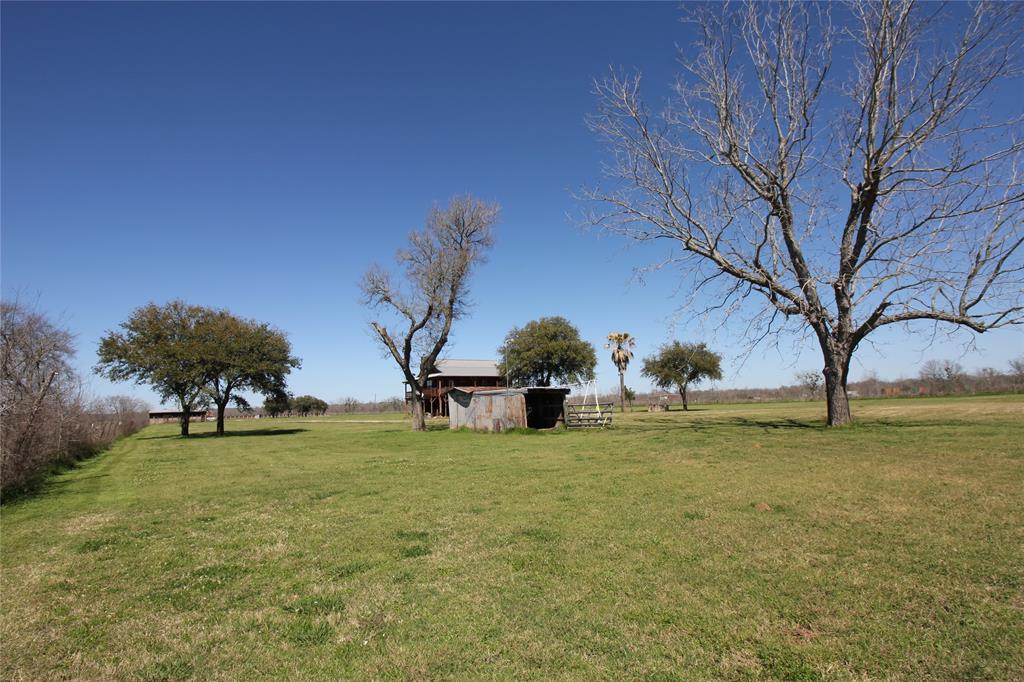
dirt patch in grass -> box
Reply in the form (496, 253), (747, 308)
(720, 649), (763, 676)
(787, 625), (818, 643)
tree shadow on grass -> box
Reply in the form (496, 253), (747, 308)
(627, 415), (821, 433)
(627, 413), (963, 434)
(138, 428), (309, 441)
(32, 473), (111, 497)
(849, 418), (973, 429)
(730, 417), (816, 430)
(3, 472), (112, 505)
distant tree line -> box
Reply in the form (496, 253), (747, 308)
(327, 396), (405, 414)
(220, 396), (404, 418)
(1, 301), (149, 498)
(621, 358), (1024, 409)
(262, 394), (329, 418)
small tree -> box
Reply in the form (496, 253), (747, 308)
(920, 359), (964, 395)
(1010, 356), (1024, 387)
(202, 312), (300, 436)
(362, 195), (499, 431)
(857, 370), (882, 399)
(292, 395), (328, 417)
(641, 342), (722, 411)
(95, 301), (215, 437)
(978, 367), (999, 392)
(263, 391), (292, 418)
(94, 395), (149, 422)
(623, 386), (636, 411)
(795, 371), (824, 400)
(87, 395), (150, 444)
(498, 316), (597, 387)
(606, 332), (636, 413)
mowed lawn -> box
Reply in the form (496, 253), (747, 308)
(2, 397), (1022, 680)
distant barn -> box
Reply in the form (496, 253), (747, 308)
(406, 359), (504, 417)
(148, 410), (209, 425)
(447, 387), (570, 432)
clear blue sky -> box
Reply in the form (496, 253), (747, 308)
(3, 2), (1021, 407)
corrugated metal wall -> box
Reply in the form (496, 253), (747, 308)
(448, 391), (527, 432)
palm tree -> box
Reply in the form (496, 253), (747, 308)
(606, 332), (636, 413)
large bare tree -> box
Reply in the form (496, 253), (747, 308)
(361, 195), (499, 431)
(584, 1), (1023, 425)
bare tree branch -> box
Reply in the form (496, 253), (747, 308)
(360, 195), (499, 431)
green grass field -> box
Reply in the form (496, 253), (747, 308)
(2, 396), (1022, 680)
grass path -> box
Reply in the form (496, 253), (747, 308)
(2, 396), (1022, 680)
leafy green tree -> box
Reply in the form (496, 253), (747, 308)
(606, 332), (636, 413)
(202, 312), (300, 436)
(498, 317), (597, 387)
(641, 342), (722, 411)
(263, 391), (292, 418)
(291, 395), (328, 417)
(95, 301), (215, 437)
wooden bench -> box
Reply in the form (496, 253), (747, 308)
(565, 402), (614, 428)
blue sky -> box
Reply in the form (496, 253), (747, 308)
(3, 2), (1021, 407)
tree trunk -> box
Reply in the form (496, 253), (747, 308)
(216, 399), (227, 436)
(679, 384), (689, 411)
(178, 405), (190, 437)
(410, 393), (426, 432)
(821, 343), (852, 426)
(618, 371), (625, 414)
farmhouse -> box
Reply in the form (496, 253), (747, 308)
(406, 359), (504, 417)
(148, 410), (209, 425)
(448, 386), (570, 432)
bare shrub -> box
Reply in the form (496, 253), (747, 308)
(795, 371), (824, 400)
(1, 302), (147, 499)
